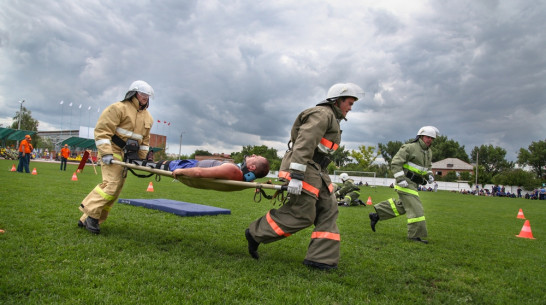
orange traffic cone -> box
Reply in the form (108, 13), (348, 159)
(31, 168), (37, 175)
(366, 196), (373, 205)
(71, 172), (78, 181)
(146, 182), (154, 192)
(77, 169), (81, 173)
(10, 164), (16, 172)
(516, 220), (535, 239)
(0, 229), (5, 234)
(516, 208), (525, 219)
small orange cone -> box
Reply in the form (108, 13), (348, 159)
(516, 220), (536, 239)
(10, 164), (16, 172)
(0, 229), (5, 234)
(31, 168), (37, 175)
(77, 169), (81, 173)
(516, 208), (525, 219)
(71, 172), (78, 181)
(366, 196), (373, 205)
(146, 182), (154, 192)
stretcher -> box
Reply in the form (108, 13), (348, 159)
(110, 160), (287, 194)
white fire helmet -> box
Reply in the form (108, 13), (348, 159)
(326, 83), (364, 101)
(128, 80), (154, 98)
(417, 126), (440, 138)
(340, 173), (349, 181)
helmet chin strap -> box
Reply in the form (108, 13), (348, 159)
(238, 157), (257, 182)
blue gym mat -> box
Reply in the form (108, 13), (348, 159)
(118, 198), (231, 217)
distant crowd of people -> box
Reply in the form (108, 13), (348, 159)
(455, 185), (546, 200)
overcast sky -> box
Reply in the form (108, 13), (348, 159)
(1, 0), (544, 160)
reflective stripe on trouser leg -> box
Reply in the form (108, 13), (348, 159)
(398, 191), (427, 238)
(304, 185), (340, 266)
(248, 191), (316, 244)
(373, 198), (406, 220)
(79, 161), (126, 221)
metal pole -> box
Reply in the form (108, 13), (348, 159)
(16, 99), (24, 148)
(178, 132), (183, 159)
(475, 151), (479, 195)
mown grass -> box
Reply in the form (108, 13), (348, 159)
(0, 159), (545, 304)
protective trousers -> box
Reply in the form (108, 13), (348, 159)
(373, 190), (427, 239)
(343, 191), (361, 206)
(79, 160), (126, 224)
(248, 184), (340, 266)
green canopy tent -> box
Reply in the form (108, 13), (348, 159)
(0, 127), (37, 147)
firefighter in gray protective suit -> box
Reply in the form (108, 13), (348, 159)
(335, 173), (363, 206)
(245, 83), (364, 270)
(78, 80), (154, 234)
(369, 126), (439, 244)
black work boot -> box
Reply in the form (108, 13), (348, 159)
(77, 220), (84, 228)
(84, 217), (100, 234)
(245, 229), (260, 259)
(408, 237), (428, 244)
(369, 213), (380, 232)
(303, 259), (337, 271)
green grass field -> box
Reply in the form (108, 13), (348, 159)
(1, 159), (545, 304)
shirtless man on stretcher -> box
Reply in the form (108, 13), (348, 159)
(170, 154), (270, 182)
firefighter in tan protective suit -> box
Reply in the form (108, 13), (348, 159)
(245, 83), (364, 270)
(78, 80), (154, 234)
(368, 126), (439, 244)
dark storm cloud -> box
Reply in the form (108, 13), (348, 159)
(0, 0), (544, 160)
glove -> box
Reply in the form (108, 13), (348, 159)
(427, 175), (434, 184)
(287, 178), (303, 195)
(397, 180), (409, 188)
(102, 154), (113, 165)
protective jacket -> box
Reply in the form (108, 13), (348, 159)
(94, 97), (153, 160)
(392, 139), (432, 193)
(278, 104), (343, 197)
(61, 147), (70, 159)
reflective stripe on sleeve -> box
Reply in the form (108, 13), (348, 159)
(116, 127), (143, 140)
(266, 211), (291, 237)
(302, 182), (319, 198)
(393, 171), (405, 178)
(407, 216), (426, 224)
(95, 139), (111, 146)
(140, 145), (149, 151)
(394, 185), (419, 196)
(328, 183), (334, 193)
(289, 162), (306, 172)
(404, 162), (429, 175)
(317, 138), (339, 154)
(311, 231), (340, 241)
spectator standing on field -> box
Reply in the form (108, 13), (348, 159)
(60, 144), (70, 171)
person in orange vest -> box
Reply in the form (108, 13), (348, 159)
(60, 144), (70, 171)
(17, 135), (32, 173)
(245, 83), (364, 270)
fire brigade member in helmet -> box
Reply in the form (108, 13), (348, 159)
(78, 80), (154, 234)
(368, 126), (439, 244)
(245, 83), (364, 270)
(335, 173), (363, 206)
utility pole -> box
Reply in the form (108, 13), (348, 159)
(16, 99), (25, 148)
(475, 151), (479, 195)
(178, 132), (185, 159)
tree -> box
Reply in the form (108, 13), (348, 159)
(492, 169), (540, 191)
(471, 145), (512, 177)
(377, 141), (403, 165)
(430, 135), (469, 162)
(232, 145), (282, 171)
(470, 165), (492, 185)
(349, 145), (380, 171)
(517, 140), (546, 179)
(10, 106), (39, 132)
(189, 149), (212, 159)
(331, 145), (351, 167)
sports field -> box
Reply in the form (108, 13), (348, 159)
(1, 159), (544, 304)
